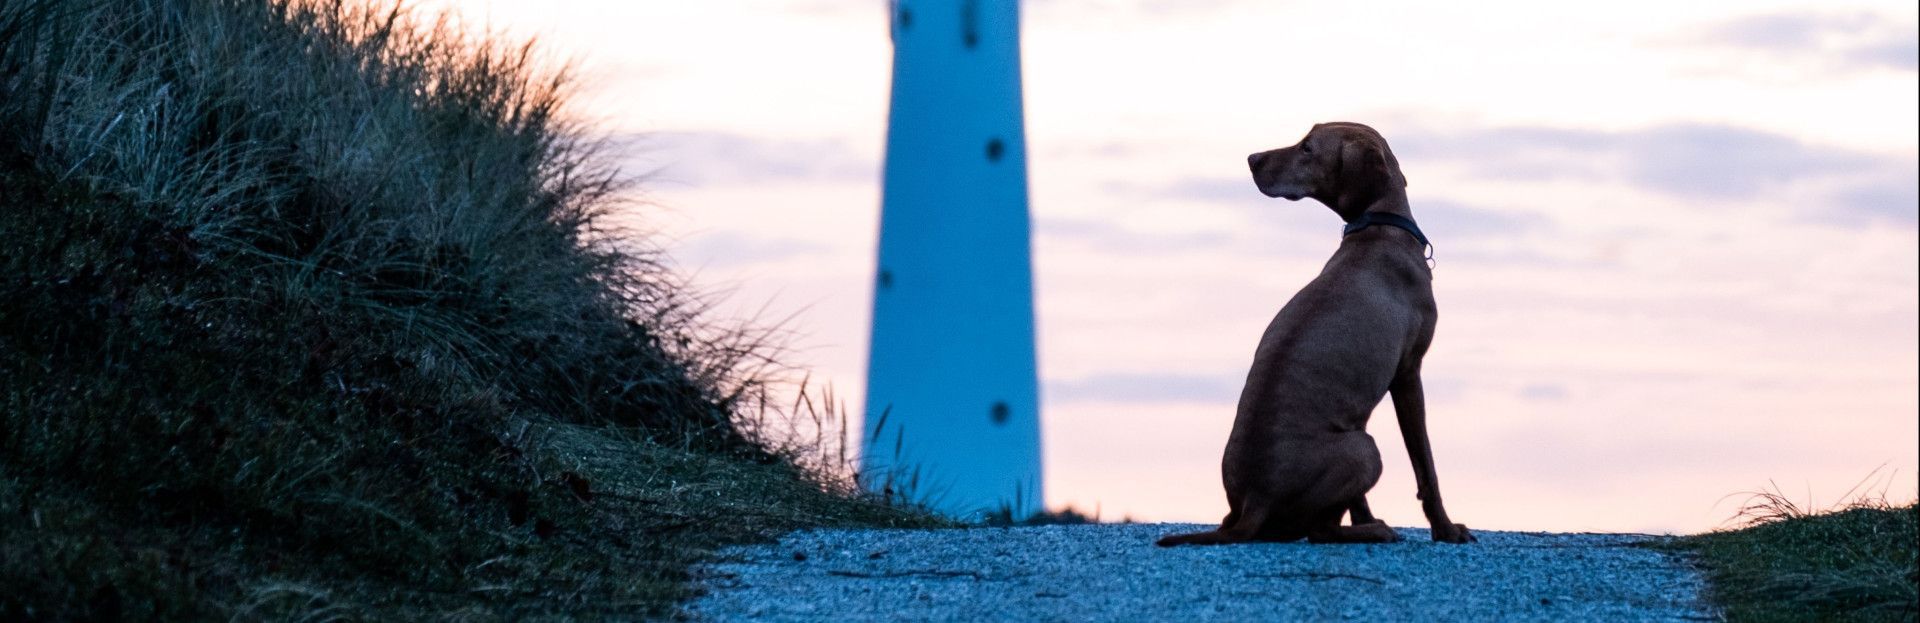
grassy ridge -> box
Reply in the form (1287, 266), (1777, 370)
(1679, 487), (1917, 622)
(0, 0), (934, 618)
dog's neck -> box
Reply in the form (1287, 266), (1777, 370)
(1334, 191), (1431, 261)
(1333, 191), (1413, 224)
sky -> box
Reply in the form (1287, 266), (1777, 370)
(420, 0), (1918, 534)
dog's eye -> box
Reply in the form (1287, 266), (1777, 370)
(1301, 142), (1313, 154)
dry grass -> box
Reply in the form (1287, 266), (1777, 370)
(1719, 465), (1907, 528)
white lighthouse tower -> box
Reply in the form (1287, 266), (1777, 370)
(863, 0), (1041, 519)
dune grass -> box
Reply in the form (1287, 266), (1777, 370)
(1678, 474), (1919, 622)
(0, 0), (938, 618)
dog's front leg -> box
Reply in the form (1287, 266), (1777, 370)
(1390, 373), (1475, 544)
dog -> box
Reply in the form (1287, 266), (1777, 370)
(1157, 122), (1473, 546)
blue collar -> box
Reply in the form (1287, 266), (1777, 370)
(1343, 211), (1434, 266)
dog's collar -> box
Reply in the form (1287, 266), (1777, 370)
(1343, 212), (1435, 268)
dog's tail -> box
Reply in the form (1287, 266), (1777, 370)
(1156, 502), (1265, 547)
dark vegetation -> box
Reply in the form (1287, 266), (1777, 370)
(0, 0), (938, 618)
(1677, 476), (1918, 622)
(983, 504), (1125, 527)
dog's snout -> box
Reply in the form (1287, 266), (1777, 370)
(1247, 152), (1266, 172)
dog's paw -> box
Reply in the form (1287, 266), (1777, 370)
(1432, 523), (1475, 544)
(1358, 519), (1403, 543)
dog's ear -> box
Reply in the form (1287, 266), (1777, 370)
(1338, 134), (1407, 194)
(1380, 142), (1408, 190)
(1338, 137), (1389, 197)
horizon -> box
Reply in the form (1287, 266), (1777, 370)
(427, 0), (1920, 534)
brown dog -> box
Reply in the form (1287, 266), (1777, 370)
(1157, 122), (1473, 546)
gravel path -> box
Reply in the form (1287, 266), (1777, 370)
(686, 523), (1718, 622)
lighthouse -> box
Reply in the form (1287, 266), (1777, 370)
(862, 0), (1041, 520)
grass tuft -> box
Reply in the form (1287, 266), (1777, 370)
(0, 0), (938, 618)
(1677, 469), (1918, 622)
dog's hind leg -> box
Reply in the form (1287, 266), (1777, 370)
(1301, 433), (1396, 543)
(1307, 520), (1402, 543)
(1348, 495), (1377, 526)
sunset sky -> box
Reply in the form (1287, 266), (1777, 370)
(425, 0), (1918, 534)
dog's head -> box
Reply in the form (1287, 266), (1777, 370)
(1248, 122), (1407, 216)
